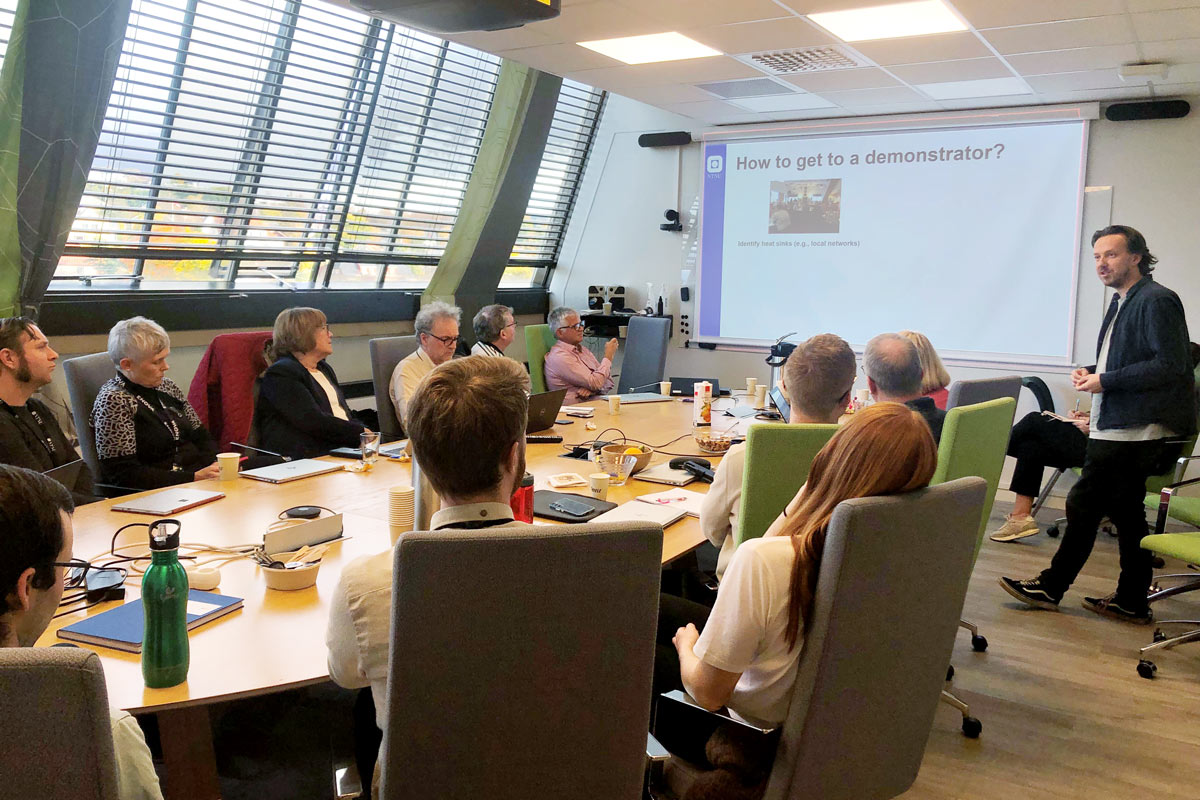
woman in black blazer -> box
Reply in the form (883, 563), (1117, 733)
(255, 307), (367, 459)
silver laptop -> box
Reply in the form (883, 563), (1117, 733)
(604, 392), (673, 404)
(112, 488), (225, 516)
(633, 462), (696, 486)
(240, 458), (343, 484)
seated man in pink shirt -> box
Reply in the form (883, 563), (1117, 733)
(543, 306), (617, 404)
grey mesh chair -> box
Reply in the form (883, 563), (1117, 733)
(62, 352), (134, 496)
(616, 316), (670, 394)
(0, 647), (120, 799)
(657, 478), (987, 800)
(368, 335), (418, 441)
(945, 375), (1022, 411)
(378, 521), (663, 800)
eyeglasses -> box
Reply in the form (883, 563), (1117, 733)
(426, 333), (459, 347)
(47, 559), (127, 590)
(557, 322), (586, 332)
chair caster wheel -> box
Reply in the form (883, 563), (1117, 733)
(946, 665), (955, 681)
(1152, 556), (1166, 569)
(971, 634), (988, 652)
(961, 716), (982, 738)
(1046, 524), (1059, 538)
(1137, 660), (1157, 679)
(1153, 629), (1167, 643)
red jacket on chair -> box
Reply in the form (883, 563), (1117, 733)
(187, 331), (273, 451)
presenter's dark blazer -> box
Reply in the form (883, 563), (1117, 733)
(255, 354), (366, 459)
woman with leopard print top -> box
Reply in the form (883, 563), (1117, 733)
(91, 317), (220, 490)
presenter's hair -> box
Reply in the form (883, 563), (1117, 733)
(108, 316), (170, 367)
(473, 304), (513, 344)
(1093, 225), (1157, 275)
(415, 301), (461, 337)
(0, 465), (74, 627)
(406, 356), (529, 499)
(547, 307), (577, 333)
(269, 307), (326, 362)
(783, 334), (856, 421)
(863, 333), (922, 398)
(778, 403), (936, 648)
(899, 330), (950, 395)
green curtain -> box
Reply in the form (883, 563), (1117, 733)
(423, 59), (561, 335)
(0, 0), (131, 318)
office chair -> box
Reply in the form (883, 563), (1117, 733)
(734, 424), (839, 547)
(524, 323), (555, 395)
(945, 375), (1022, 410)
(368, 335), (418, 441)
(616, 316), (670, 394)
(186, 330), (272, 450)
(62, 353), (135, 497)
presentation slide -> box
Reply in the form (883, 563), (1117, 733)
(697, 120), (1088, 362)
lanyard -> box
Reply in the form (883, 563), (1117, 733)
(2, 402), (57, 459)
(130, 391), (185, 470)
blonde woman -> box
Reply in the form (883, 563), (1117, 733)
(900, 330), (950, 409)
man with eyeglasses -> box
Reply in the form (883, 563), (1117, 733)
(544, 306), (617, 405)
(0, 316), (98, 504)
(0, 464), (162, 799)
(470, 304), (517, 358)
(390, 301), (461, 427)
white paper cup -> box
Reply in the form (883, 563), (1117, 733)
(589, 473), (610, 501)
(855, 388), (870, 406)
(746, 377), (758, 394)
(755, 385), (768, 408)
(217, 452), (240, 481)
(618, 325), (628, 338)
(602, 302), (613, 315)
(608, 395), (621, 415)
(659, 381), (672, 396)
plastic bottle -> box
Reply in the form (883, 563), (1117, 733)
(142, 520), (190, 688)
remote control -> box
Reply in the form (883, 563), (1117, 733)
(526, 434), (564, 444)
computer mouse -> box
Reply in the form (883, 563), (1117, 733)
(670, 456), (711, 470)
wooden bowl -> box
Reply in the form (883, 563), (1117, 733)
(599, 443), (654, 474)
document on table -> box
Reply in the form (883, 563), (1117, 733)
(635, 488), (705, 518)
(591, 499), (688, 527)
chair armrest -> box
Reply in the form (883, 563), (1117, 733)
(647, 732), (669, 763)
(1155, 475), (1200, 535)
(1174, 454), (1200, 484)
(658, 690), (777, 734)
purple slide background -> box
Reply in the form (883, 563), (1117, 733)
(699, 143), (726, 337)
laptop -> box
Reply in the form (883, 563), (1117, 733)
(527, 389), (568, 433)
(43, 459), (84, 490)
(112, 487), (225, 516)
(669, 377), (722, 397)
(770, 384), (791, 420)
(634, 461), (697, 486)
(606, 392), (673, 405)
(239, 458), (343, 484)
(328, 440), (408, 459)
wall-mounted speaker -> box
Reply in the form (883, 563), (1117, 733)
(638, 131), (693, 148)
(1105, 100), (1190, 121)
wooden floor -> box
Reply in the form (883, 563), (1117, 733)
(904, 499), (1200, 799)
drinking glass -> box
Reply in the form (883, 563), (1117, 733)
(360, 431), (380, 466)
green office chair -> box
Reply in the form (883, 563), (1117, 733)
(525, 324), (556, 395)
(734, 424), (839, 547)
(931, 397), (1016, 736)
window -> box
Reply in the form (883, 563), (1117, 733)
(47, 0), (602, 293)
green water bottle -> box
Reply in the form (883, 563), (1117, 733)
(142, 519), (190, 688)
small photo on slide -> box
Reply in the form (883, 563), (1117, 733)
(768, 178), (842, 234)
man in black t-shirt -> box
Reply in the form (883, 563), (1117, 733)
(0, 317), (98, 504)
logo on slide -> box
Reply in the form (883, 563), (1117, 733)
(706, 154), (724, 174)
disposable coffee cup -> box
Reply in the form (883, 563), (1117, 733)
(855, 388), (870, 407)
(659, 381), (672, 396)
(618, 325), (628, 338)
(608, 395), (621, 415)
(589, 473), (610, 501)
(217, 452), (240, 481)
(602, 302), (613, 315)
(754, 384), (768, 408)
(746, 377), (758, 394)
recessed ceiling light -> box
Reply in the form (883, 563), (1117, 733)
(577, 32), (722, 65)
(916, 77), (1030, 100)
(808, 0), (967, 43)
(730, 93), (837, 112)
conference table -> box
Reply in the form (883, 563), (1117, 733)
(39, 394), (760, 800)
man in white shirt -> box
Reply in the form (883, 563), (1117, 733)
(327, 356), (531, 777)
(389, 301), (460, 427)
(0, 465), (163, 800)
(470, 304), (515, 357)
(699, 334), (856, 579)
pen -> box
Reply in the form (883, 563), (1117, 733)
(1074, 399), (1080, 414)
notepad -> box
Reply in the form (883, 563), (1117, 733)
(636, 488), (705, 518)
(56, 590), (243, 653)
(590, 499), (688, 527)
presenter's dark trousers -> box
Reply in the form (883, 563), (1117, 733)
(1038, 437), (1178, 611)
(1007, 412), (1088, 498)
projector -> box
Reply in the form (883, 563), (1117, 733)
(350, 0), (560, 33)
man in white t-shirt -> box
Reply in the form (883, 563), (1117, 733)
(0, 465), (162, 800)
(699, 333), (856, 580)
(469, 304), (516, 358)
(390, 301), (460, 427)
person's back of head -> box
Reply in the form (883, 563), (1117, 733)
(783, 333), (857, 423)
(778, 402), (937, 647)
(0, 465), (75, 647)
(863, 333), (923, 400)
(899, 330), (950, 395)
(473, 304), (512, 345)
(406, 356), (529, 502)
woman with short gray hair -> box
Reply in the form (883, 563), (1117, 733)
(92, 317), (220, 489)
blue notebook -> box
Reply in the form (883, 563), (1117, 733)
(57, 590), (243, 653)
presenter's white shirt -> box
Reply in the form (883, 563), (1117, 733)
(308, 368), (348, 421)
(694, 535), (801, 726)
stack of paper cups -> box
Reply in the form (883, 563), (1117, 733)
(389, 485), (415, 545)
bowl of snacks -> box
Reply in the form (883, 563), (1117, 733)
(598, 443), (653, 474)
(693, 425), (735, 455)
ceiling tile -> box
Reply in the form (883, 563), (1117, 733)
(658, 99), (762, 121)
(980, 15), (1137, 54)
(841, 101), (944, 115)
(446, 25), (555, 52)
(915, 76), (1031, 99)
(519, 2), (668, 44)
(1155, 61), (1200, 80)
(780, 67), (901, 92)
(1131, 9), (1200, 40)
(636, 0), (797, 28)
(888, 57), (1013, 83)
(1141, 36), (1200, 59)
(1006, 44), (1141, 75)
(1024, 68), (1129, 92)
(729, 93), (837, 112)
(566, 56), (761, 90)
(1151, 80), (1200, 94)
(849, 31), (992, 65)
(619, 83), (724, 105)
(1127, 0), (1200, 11)
(950, 0), (1130, 29)
(683, 17), (838, 54)
(819, 86), (927, 106)
(496, 43), (620, 74)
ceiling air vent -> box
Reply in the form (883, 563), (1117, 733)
(736, 46), (867, 76)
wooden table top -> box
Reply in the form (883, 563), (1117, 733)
(38, 396), (737, 713)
